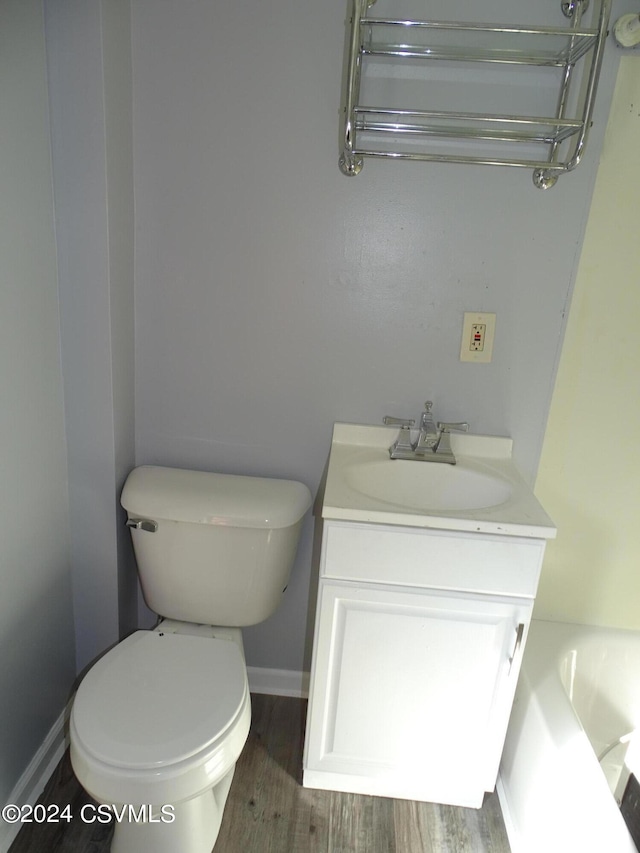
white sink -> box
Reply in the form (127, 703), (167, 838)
(345, 456), (512, 512)
(321, 423), (556, 538)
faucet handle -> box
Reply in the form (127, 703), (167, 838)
(383, 416), (415, 427)
(437, 421), (469, 433)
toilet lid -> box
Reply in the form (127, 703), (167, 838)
(72, 631), (248, 770)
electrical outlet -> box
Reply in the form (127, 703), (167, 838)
(460, 312), (496, 363)
(470, 323), (486, 351)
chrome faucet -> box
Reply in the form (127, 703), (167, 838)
(383, 402), (469, 464)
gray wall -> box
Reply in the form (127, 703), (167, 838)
(0, 0), (632, 809)
(0, 0), (75, 806)
(130, 0), (625, 672)
(45, 0), (137, 673)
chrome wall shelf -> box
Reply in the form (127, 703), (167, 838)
(340, 0), (612, 187)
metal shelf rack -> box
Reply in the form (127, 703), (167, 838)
(340, 0), (612, 187)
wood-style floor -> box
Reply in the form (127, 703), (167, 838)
(10, 694), (511, 852)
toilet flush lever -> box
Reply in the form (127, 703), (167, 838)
(126, 517), (158, 533)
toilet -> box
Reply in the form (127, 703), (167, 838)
(69, 465), (311, 853)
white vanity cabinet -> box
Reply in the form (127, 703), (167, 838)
(303, 520), (546, 808)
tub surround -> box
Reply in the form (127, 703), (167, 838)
(498, 620), (639, 852)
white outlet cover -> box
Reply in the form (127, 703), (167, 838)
(460, 312), (496, 363)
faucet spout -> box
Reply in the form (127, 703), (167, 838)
(415, 401), (439, 450)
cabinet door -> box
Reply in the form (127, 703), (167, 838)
(303, 582), (531, 808)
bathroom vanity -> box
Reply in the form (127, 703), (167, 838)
(303, 424), (555, 809)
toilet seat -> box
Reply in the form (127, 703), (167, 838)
(72, 631), (249, 772)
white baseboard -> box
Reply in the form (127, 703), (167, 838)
(0, 707), (69, 853)
(247, 666), (309, 698)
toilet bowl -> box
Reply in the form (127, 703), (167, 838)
(71, 627), (251, 853)
(69, 465), (311, 853)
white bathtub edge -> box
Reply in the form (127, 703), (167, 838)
(498, 619), (639, 853)
(497, 773), (525, 853)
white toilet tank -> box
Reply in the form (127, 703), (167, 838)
(121, 466), (311, 627)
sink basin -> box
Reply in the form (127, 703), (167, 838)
(344, 456), (512, 512)
(321, 424), (556, 538)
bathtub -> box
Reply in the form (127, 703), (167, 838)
(498, 620), (640, 853)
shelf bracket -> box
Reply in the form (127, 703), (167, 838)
(562, 0), (590, 18)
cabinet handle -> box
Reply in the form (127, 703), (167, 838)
(508, 623), (526, 673)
